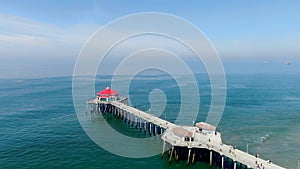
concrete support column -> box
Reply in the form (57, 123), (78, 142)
(129, 113), (131, 124)
(139, 118), (142, 129)
(192, 152), (195, 164)
(187, 149), (191, 165)
(221, 155), (224, 169)
(210, 150), (212, 166)
(127, 112), (130, 123)
(128, 113), (130, 124)
(161, 141), (166, 158)
(169, 146), (174, 163)
(127, 112), (129, 123)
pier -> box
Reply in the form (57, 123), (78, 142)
(86, 87), (286, 169)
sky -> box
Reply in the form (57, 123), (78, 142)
(0, 0), (300, 78)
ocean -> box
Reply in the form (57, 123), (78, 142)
(0, 74), (299, 169)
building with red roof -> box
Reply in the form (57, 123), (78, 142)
(97, 87), (119, 102)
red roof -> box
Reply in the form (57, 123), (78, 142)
(97, 87), (119, 96)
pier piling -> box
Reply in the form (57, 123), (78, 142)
(169, 146), (174, 163)
(187, 149), (191, 165)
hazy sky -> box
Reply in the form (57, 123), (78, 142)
(0, 0), (299, 78)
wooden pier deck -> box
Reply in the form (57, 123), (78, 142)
(87, 98), (286, 169)
(110, 101), (177, 130)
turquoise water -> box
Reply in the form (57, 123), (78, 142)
(0, 74), (299, 169)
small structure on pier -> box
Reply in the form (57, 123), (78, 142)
(97, 87), (119, 102)
(196, 122), (216, 133)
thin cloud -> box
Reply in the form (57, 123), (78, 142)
(0, 13), (100, 59)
